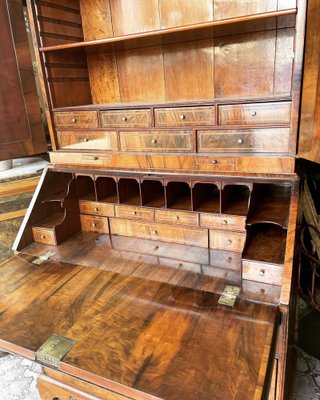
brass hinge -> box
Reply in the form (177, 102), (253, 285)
(218, 285), (240, 307)
(32, 251), (55, 265)
(36, 334), (76, 368)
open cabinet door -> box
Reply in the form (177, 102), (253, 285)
(0, 253), (278, 400)
(298, 0), (320, 163)
(0, 0), (46, 161)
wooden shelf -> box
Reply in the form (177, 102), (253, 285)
(39, 9), (296, 53)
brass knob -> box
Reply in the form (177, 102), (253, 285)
(227, 239), (232, 245)
(237, 138), (244, 144)
(251, 111), (257, 117)
(259, 269), (265, 276)
(83, 138), (89, 142)
(132, 211), (137, 215)
(91, 223), (96, 227)
(175, 216), (180, 221)
(180, 114), (186, 120)
(122, 116), (127, 121)
(151, 139), (157, 144)
(71, 118), (77, 123)
(211, 160), (218, 164)
(94, 207), (99, 212)
(92, 156), (98, 160)
(152, 230), (157, 235)
(223, 220), (228, 224)
(41, 235), (45, 239)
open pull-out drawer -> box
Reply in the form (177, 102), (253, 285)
(0, 254), (278, 400)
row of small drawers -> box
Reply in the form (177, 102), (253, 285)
(54, 101), (291, 129)
(79, 200), (246, 231)
(57, 127), (290, 153)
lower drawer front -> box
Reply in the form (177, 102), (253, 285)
(110, 218), (208, 247)
(79, 200), (115, 217)
(32, 228), (57, 245)
(200, 213), (246, 231)
(58, 131), (118, 151)
(54, 111), (98, 129)
(242, 260), (283, 286)
(80, 215), (109, 233)
(198, 128), (290, 153)
(155, 209), (199, 226)
(37, 375), (95, 400)
(119, 131), (195, 152)
(210, 230), (245, 252)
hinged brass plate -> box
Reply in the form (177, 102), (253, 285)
(32, 251), (55, 265)
(218, 285), (240, 307)
(36, 334), (75, 368)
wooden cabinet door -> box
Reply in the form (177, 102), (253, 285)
(0, 0), (46, 161)
(298, 0), (320, 163)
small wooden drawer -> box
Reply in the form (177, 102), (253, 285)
(58, 131), (118, 151)
(210, 230), (246, 252)
(158, 257), (202, 274)
(80, 215), (109, 233)
(115, 205), (154, 221)
(219, 102), (291, 126)
(242, 260), (283, 286)
(155, 106), (214, 127)
(110, 219), (208, 247)
(100, 109), (151, 128)
(119, 130), (195, 152)
(198, 128), (290, 153)
(54, 111), (98, 129)
(155, 210), (199, 227)
(200, 214), (246, 231)
(79, 200), (115, 217)
(32, 228), (56, 245)
(81, 154), (112, 166)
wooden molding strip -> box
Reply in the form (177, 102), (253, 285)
(0, 177), (39, 198)
(0, 208), (28, 222)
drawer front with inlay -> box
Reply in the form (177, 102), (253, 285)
(32, 228), (56, 245)
(80, 215), (109, 233)
(198, 128), (290, 153)
(54, 111), (98, 129)
(58, 131), (118, 151)
(79, 201), (115, 217)
(201, 214), (246, 231)
(155, 106), (214, 127)
(210, 230), (246, 252)
(155, 210), (199, 226)
(219, 102), (291, 126)
(242, 260), (283, 286)
(100, 109), (151, 128)
(115, 205), (154, 221)
(120, 131), (195, 152)
(110, 219), (208, 247)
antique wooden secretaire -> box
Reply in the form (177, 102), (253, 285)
(1, 0), (320, 399)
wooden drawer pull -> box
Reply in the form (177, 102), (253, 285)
(151, 139), (157, 144)
(180, 114), (186, 120)
(122, 116), (127, 121)
(152, 230), (158, 235)
(132, 211), (137, 215)
(211, 160), (218, 164)
(41, 235), (45, 239)
(251, 111), (257, 117)
(175, 216), (180, 221)
(94, 207), (99, 212)
(259, 269), (266, 276)
(92, 156), (99, 160)
(91, 223), (97, 227)
(223, 220), (228, 224)
(71, 118), (77, 123)
(227, 239), (232, 245)
(237, 138), (244, 144)
(83, 138), (89, 142)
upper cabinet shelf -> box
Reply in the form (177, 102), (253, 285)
(39, 8), (297, 53)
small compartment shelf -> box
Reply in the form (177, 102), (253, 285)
(243, 223), (287, 265)
(76, 175), (96, 201)
(221, 184), (251, 216)
(193, 182), (220, 213)
(166, 181), (192, 211)
(247, 183), (291, 227)
(118, 178), (141, 206)
(96, 176), (118, 203)
(141, 179), (165, 208)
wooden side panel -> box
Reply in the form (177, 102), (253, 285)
(80, 0), (113, 40)
(214, 0), (277, 19)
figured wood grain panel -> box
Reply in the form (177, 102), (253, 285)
(32, 227), (57, 245)
(274, 28), (295, 95)
(215, 31), (276, 98)
(87, 49), (121, 104)
(214, 0), (277, 19)
(119, 131), (195, 152)
(242, 260), (283, 286)
(80, 0), (113, 40)
(159, 0), (213, 28)
(54, 111), (98, 129)
(163, 39), (214, 101)
(155, 209), (199, 227)
(79, 201), (115, 217)
(58, 131), (118, 151)
(200, 214), (246, 231)
(198, 128), (290, 153)
(115, 205), (154, 221)
(116, 46), (165, 102)
(101, 109), (151, 128)
(80, 214), (109, 233)
(110, 0), (160, 36)
(210, 230), (246, 252)
(155, 106), (214, 127)
(110, 218), (208, 247)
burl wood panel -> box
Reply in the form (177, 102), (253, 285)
(54, 111), (98, 129)
(101, 109), (152, 128)
(155, 106), (214, 127)
(0, 254), (277, 400)
(58, 131), (118, 151)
